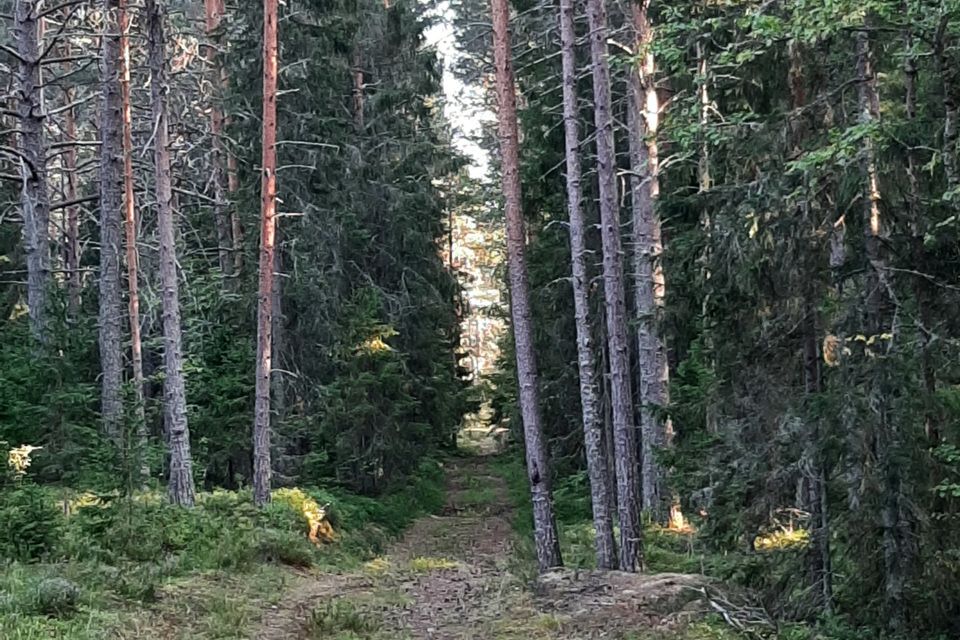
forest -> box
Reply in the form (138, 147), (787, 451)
(0, 0), (958, 638)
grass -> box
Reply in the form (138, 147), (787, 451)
(458, 485), (498, 509)
(0, 457), (447, 639)
(0, 564), (291, 640)
(407, 556), (459, 572)
(452, 467), (501, 511)
(624, 619), (753, 640)
(0, 611), (127, 640)
(489, 613), (567, 639)
(306, 600), (381, 639)
(175, 571), (287, 639)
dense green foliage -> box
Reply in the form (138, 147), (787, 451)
(0, 0), (467, 494)
(222, 0), (471, 492)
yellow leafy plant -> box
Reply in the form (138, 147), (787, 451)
(272, 488), (337, 544)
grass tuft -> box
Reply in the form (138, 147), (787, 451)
(408, 556), (459, 572)
(307, 600), (380, 638)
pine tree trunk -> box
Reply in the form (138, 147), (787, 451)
(696, 39), (710, 193)
(599, 321), (619, 518)
(695, 38), (719, 439)
(856, 28), (908, 631)
(629, 0), (672, 526)
(905, 27), (939, 445)
(353, 46), (364, 130)
(490, 0), (563, 572)
(15, 0), (51, 345)
(586, 0), (642, 571)
(557, 0), (617, 570)
(205, 0), (235, 280)
(788, 42), (833, 614)
(147, 0), (196, 507)
(801, 303), (833, 612)
(63, 83), (81, 319)
(254, 0), (280, 507)
(935, 18), (960, 194)
(119, 0), (149, 481)
(271, 228), (286, 428)
(99, 0), (126, 442)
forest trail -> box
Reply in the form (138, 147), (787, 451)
(253, 455), (527, 639)
(254, 454), (716, 639)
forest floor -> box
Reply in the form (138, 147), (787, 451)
(0, 422), (766, 639)
(0, 446), (769, 639)
(249, 453), (741, 640)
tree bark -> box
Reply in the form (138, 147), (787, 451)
(147, 0), (196, 507)
(693, 37), (720, 442)
(586, 0), (641, 570)
(905, 26), (939, 446)
(205, 0), (235, 280)
(557, 0), (617, 570)
(99, 0), (126, 442)
(254, 0), (280, 507)
(62, 82), (81, 319)
(801, 301), (833, 613)
(490, 0), (563, 572)
(119, 0), (149, 482)
(935, 17), (960, 194)
(15, 0), (51, 345)
(352, 45), (364, 131)
(629, 0), (673, 526)
(856, 28), (908, 631)
(271, 227), (286, 424)
(788, 41), (833, 615)
(696, 39), (711, 194)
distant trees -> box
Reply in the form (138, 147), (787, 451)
(205, 0), (238, 280)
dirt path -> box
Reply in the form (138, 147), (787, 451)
(254, 455), (718, 640)
(254, 456), (533, 639)
(369, 457), (531, 638)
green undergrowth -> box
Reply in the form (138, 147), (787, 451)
(0, 457), (445, 639)
(491, 453), (851, 640)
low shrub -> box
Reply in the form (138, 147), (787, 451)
(257, 529), (316, 567)
(266, 488), (328, 539)
(33, 577), (81, 616)
(0, 566), (83, 618)
(0, 484), (64, 561)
